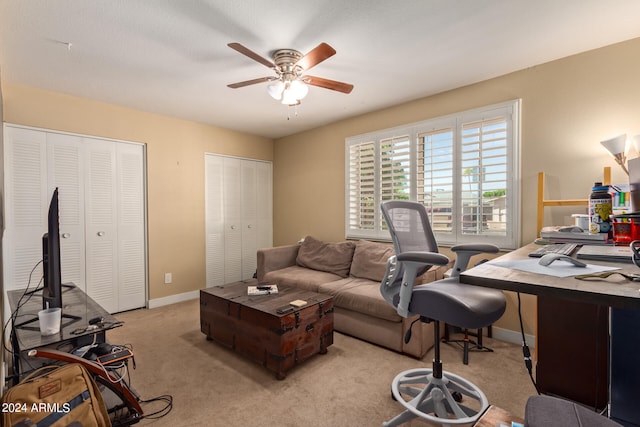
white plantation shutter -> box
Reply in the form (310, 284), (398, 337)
(418, 129), (454, 234)
(380, 136), (411, 231)
(380, 136), (411, 202)
(345, 100), (520, 248)
(346, 135), (411, 238)
(460, 118), (508, 237)
(347, 140), (376, 235)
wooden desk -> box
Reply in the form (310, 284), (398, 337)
(8, 284), (122, 383)
(459, 243), (640, 309)
(460, 244), (640, 425)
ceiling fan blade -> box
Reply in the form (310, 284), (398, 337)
(296, 43), (336, 71)
(228, 43), (275, 69)
(227, 77), (274, 89)
(305, 75), (354, 94)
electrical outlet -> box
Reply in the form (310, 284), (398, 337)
(164, 273), (172, 284)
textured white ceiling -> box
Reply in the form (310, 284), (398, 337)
(2, 1), (640, 139)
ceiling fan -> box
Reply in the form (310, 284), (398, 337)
(227, 42), (354, 106)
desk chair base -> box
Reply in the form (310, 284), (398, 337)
(383, 368), (489, 427)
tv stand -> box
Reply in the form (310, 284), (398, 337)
(14, 311), (81, 331)
(7, 283), (123, 385)
(14, 283), (82, 330)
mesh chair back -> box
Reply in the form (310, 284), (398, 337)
(381, 201), (439, 255)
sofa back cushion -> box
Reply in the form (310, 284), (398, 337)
(349, 239), (395, 282)
(296, 236), (356, 278)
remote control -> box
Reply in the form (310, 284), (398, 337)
(276, 305), (294, 314)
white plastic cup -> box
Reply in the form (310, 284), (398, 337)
(572, 214), (590, 231)
(38, 307), (62, 336)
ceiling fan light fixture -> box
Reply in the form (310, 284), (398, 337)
(228, 42), (352, 111)
(267, 80), (284, 100)
(281, 87), (299, 105)
(289, 79), (308, 100)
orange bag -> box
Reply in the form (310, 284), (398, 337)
(1, 363), (111, 427)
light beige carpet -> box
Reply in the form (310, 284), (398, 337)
(108, 299), (535, 427)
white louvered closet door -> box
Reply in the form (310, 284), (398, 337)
(223, 157), (243, 283)
(204, 154), (272, 287)
(3, 125), (147, 314)
(3, 127), (48, 291)
(84, 139), (119, 313)
(116, 143), (146, 311)
(47, 133), (86, 291)
(205, 155), (225, 287)
(241, 161), (257, 279)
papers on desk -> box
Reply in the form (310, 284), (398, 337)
(576, 244), (633, 263)
(539, 226), (611, 244)
(491, 258), (620, 278)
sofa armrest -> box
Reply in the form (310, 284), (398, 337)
(257, 244), (300, 282)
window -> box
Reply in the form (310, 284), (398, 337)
(345, 100), (520, 249)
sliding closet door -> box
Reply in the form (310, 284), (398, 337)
(84, 139), (146, 313)
(223, 157), (243, 283)
(205, 154), (272, 287)
(84, 139), (119, 313)
(3, 127), (48, 291)
(115, 142), (146, 311)
(3, 124), (147, 314)
(241, 160), (257, 280)
(47, 133), (86, 291)
(205, 155), (225, 288)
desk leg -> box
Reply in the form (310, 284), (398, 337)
(536, 296), (609, 410)
(610, 307), (640, 426)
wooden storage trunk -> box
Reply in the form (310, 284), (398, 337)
(200, 280), (334, 379)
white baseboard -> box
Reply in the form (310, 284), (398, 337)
(491, 326), (536, 349)
(148, 290), (199, 309)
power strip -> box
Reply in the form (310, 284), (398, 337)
(97, 348), (133, 366)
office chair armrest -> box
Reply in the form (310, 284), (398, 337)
(451, 243), (499, 254)
(391, 252), (451, 317)
(381, 251), (451, 318)
(396, 251), (450, 266)
(450, 243), (500, 277)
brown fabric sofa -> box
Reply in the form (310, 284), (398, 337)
(256, 236), (452, 358)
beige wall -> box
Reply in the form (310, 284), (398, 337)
(273, 37), (640, 335)
(4, 37), (640, 336)
(1, 82), (273, 301)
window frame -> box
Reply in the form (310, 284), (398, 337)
(344, 99), (521, 249)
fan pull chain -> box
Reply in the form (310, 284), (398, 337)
(286, 104), (299, 120)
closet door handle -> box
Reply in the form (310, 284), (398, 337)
(61, 233), (71, 239)
(97, 231), (106, 237)
(230, 225), (236, 230)
(247, 224), (252, 229)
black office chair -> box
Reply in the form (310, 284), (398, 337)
(380, 200), (507, 426)
(525, 395), (622, 427)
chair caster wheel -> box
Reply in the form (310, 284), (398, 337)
(452, 391), (463, 402)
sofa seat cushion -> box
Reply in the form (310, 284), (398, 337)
(319, 278), (402, 323)
(263, 265), (343, 293)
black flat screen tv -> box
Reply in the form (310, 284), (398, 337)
(42, 187), (62, 310)
(15, 188), (79, 330)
